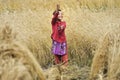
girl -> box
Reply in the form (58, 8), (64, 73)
(51, 5), (68, 66)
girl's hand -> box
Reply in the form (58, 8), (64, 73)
(58, 26), (63, 31)
(60, 26), (64, 29)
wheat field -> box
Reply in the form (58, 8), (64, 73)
(0, 0), (120, 80)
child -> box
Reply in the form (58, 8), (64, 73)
(51, 4), (68, 66)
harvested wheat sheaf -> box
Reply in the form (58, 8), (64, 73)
(0, 26), (45, 80)
(90, 26), (120, 80)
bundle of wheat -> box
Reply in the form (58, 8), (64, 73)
(90, 26), (120, 80)
(0, 26), (45, 80)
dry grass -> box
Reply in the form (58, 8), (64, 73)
(107, 27), (120, 80)
(0, 0), (120, 12)
(44, 63), (90, 80)
(0, 0), (120, 80)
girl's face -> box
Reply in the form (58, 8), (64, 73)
(58, 11), (63, 20)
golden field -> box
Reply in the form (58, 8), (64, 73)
(0, 0), (120, 80)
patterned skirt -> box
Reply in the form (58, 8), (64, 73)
(51, 40), (67, 55)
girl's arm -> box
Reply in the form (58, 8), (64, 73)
(51, 11), (59, 25)
(51, 4), (61, 25)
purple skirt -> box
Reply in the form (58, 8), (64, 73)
(51, 40), (67, 55)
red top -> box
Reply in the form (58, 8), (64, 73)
(51, 12), (66, 43)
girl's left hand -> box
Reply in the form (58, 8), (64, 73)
(60, 26), (64, 29)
